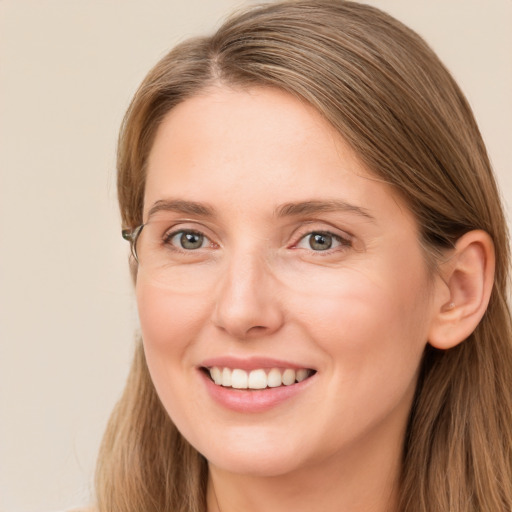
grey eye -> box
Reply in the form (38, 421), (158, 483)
(308, 232), (333, 251)
(296, 231), (350, 252)
(171, 231), (207, 250)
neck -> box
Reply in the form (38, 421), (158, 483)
(206, 423), (403, 512)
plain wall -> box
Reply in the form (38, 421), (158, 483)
(0, 1), (510, 511)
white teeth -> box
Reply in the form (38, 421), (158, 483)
(208, 366), (313, 389)
(231, 369), (248, 389)
(282, 368), (296, 386)
(222, 367), (232, 387)
(248, 369), (267, 389)
(267, 368), (282, 388)
(296, 368), (309, 382)
(210, 366), (222, 385)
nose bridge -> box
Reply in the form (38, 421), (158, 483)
(213, 243), (284, 339)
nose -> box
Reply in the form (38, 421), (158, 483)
(212, 252), (285, 340)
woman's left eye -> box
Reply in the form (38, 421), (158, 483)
(295, 231), (350, 252)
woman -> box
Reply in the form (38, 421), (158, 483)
(95, 1), (512, 511)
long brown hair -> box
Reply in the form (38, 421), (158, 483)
(95, 1), (512, 510)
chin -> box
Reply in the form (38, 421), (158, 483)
(206, 450), (303, 477)
(192, 429), (308, 477)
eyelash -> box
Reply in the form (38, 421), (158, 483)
(162, 228), (352, 254)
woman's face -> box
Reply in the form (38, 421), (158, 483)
(138, 86), (441, 477)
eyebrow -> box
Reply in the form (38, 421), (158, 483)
(275, 200), (375, 221)
(147, 199), (216, 220)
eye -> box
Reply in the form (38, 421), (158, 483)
(166, 230), (211, 250)
(296, 231), (350, 251)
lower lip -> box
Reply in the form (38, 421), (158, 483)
(199, 370), (315, 413)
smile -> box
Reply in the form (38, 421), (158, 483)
(206, 367), (315, 389)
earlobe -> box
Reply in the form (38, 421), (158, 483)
(428, 230), (495, 350)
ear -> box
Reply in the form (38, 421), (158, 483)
(428, 230), (495, 350)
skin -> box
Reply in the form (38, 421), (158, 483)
(137, 86), (448, 512)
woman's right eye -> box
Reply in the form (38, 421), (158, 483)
(165, 230), (211, 250)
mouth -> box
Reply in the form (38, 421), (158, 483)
(202, 366), (316, 390)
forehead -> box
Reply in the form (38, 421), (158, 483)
(144, 86), (413, 229)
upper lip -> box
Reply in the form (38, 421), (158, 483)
(199, 356), (315, 371)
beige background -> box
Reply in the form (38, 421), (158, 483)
(0, 1), (510, 511)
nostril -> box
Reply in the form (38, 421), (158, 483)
(248, 325), (267, 333)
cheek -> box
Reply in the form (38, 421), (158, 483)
(135, 279), (212, 430)
(137, 277), (206, 341)
(136, 285), (171, 347)
(135, 278), (212, 383)
(293, 268), (428, 340)
(296, 271), (428, 432)
(288, 259), (431, 390)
